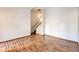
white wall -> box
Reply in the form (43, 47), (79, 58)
(45, 7), (78, 42)
(0, 7), (31, 42)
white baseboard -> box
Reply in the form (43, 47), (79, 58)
(45, 34), (78, 42)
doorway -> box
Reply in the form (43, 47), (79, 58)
(31, 8), (44, 35)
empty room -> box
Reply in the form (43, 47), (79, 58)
(0, 7), (79, 52)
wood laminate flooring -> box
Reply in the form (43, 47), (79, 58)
(0, 34), (79, 52)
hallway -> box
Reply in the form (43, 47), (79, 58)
(0, 34), (79, 52)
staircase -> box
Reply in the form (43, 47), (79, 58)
(31, 8), (42, 34)
(31, 21), (42, 34)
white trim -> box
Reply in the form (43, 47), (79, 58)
(78, 41), (79, 45)
(45, 34), (78, 42)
